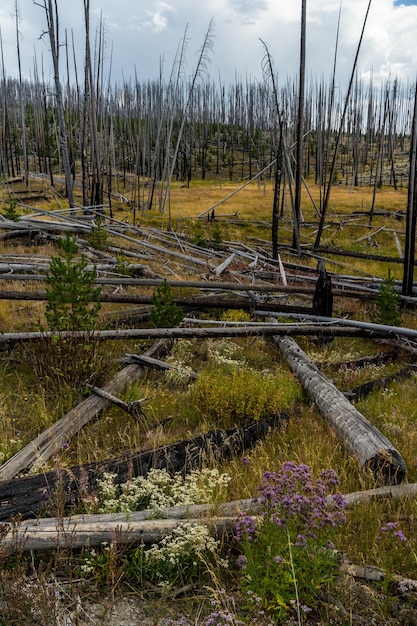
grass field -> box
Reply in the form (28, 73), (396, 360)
(0, 177), (417, 624)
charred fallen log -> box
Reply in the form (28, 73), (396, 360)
(346, 365), (417, 402)
(0, 412), (288, 522)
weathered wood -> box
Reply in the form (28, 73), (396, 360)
(273, 335), (407, 484)
(312, 260), (333, 317)
(122, 353), (199, 380)
(86, 384), (149, 419)
(340, 561), (385, 583)
(342, 482), (417, 507)
(0, 340), (170, 482)
(0, 412), (288, 521)
(1, 516), (237, 552)
(213, 252), (235, 276)
(323, 350), (398, 371)
(5, 479), (417, 553)
(0, 324), (395, 347)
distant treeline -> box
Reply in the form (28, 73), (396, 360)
(0, 73), (414, 208)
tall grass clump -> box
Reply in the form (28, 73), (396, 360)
(191, 365), (301, 427)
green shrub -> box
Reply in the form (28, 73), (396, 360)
(190, 221), (207, 247)
(88, 220), (109, 250)
(29, 233), (106, 393)
(191, 366), (299, 427)
(1, 196), (19, 221)
(114, 249), (134, 276)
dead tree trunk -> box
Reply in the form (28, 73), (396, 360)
(273, 335), (406, 484)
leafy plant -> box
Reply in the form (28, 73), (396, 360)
(235, 462), (346, 620)
(45, 233), (102, 332)
(373, 269), (402, 327)
(150, 279), (184, 328)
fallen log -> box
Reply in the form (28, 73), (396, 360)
(0, 339), (171, 482)
(0, 412), (288, 521)
(1, 515), (237, 552)
(5, 480), (417, 553)
(273, 335), (407, 484)
(323, 350), (398, 371)
(0, 324), (395, 346)
(86, 384), (150, 420)
(121, 353), (199, 380)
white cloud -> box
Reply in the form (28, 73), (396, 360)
(144, 2), (175, 33)
(1, 0), (417, 88)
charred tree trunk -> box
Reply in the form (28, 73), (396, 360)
(402, 80), (417, 297)
(0, 412), (288, 521)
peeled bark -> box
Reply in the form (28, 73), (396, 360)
(274, 335), (407, 484)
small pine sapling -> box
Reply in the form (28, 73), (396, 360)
(89, 220), (109, 250)
(2, 197), (19, 221)
(374, 269), (402, 327)
(150, 279), (184, 328)
(45, 232), (102, 331)
(211, 222), (223, 246)
(191, 221), (207, 247)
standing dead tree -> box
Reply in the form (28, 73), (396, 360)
(314, 0), (373, 248)
(402, 79), (417, 297)
(34, 0), (74, 207)
(293, 0), (307, 250)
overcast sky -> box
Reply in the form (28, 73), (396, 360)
(0, 0), (417, 89)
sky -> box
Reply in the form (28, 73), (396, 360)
(0, 0), (417, 89)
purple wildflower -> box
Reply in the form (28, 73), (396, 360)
(381, 521), (407, 543)
(235, 513), (256, 542)
(236, 554), (248, 570)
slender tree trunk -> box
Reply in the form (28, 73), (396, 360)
(272, 124), (283, 259)
(15, 2), (29, 186)
(38, 0), (74, 207)
(314, 0), (373, 248)
(293, 0), (306, 250)
(402, 80), (417, 297)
